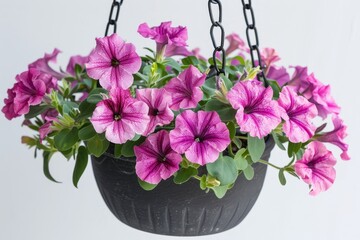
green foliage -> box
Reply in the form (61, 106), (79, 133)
(206, 154), (238, 186)
(234, 148), (248, 170)
(72, 146), (88, 188)
(138, 178), (157, 191)
(205, 99), (237, 122)
(287, 142), (302, 158)
(114, 144), (122, 158)
(43, 151), (59, 183)
(78, 123), (97, 141)
(247, 135), (265, 162)
(25, 105), (51, 119)
(243, 165), (255, 180)
(54, 128), (79, 151)
(173, 167), (198, 184)
(87, 134), (109, 157)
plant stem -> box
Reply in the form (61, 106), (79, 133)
(235, 136), (247, 140)
(227, 143), (235, 157)
(193, 175), (201, 181)
(258, 159), (282, 170)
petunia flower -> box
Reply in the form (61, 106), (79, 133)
(165, 65), (206, 111)
(136, 88), (174, 136)
(288, 67), (340, 119)
(227, 80), (282, 138)
(225, 33), (248, 55)
(28, 48), (65, 80)
(261, 48), (280, 68)
(169, 110), (230, 165)
(39, 109), (58, 142)
(138, 21), (188, 54)
(90, 87), (150, 144)
(294, 141), (337, 196)
(266, 65), (290, 87)
(86, 34), (141, 91)
(134, 130), (182, 184)
(10, 69), (57, 116)
(317, 115), (350, 160)
(66, 54), (89, 76)
(2, 89), (19, 120)
(278, 86), (318, 143)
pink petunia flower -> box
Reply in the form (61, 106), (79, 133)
(294, 141), (337, 196)
(134, 130), (182, 184)
(288, 67), (340, 119)
(66, 54), (90, 76)
(28, 48), (65, 80)
(278, 86), (318, 143)
(225, 33), (248, 55)
(261, 48), (280, 68)
(86, 34), (141, 91)
(266, 65), (290, 87)
(317, 115), (350, 160)
(138, 21), (188, 54)
(165, 65), (206, 111)
(136, 88), (174, 136)
(90, 87), (150, 144)
(10, 69), (57, 116)
(227, 80), (282, 138)
(39, 109), (58, 142)
(2, 89), (19, 120)
(169, 110), (230, 165)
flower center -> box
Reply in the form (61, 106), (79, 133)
(113, 113), (121, 121)
(149, 108), (159, 116)
(111, 58), (120, 67)
(195, 137), (203, 142)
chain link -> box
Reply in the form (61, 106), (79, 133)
(208, 0), (226, 76)
(105, 0), (124, 36)
(241, 0), (269, 87)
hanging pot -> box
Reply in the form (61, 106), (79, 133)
(91, 137), (275, 236)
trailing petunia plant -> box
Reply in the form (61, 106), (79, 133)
(2, 21), (350, 198)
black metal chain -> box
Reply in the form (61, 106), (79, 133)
(105, 0), (124, 36)
(241, 0), (269, 87)
(208, 0), (226, 76)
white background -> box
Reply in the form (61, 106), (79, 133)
(1, 0), (359, 239)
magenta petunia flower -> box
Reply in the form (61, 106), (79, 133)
(266, 65), (290, 86)
(261, 48), (280, 68)
(138, 21), (188, 53)
(227, 80), (282, 138)
(165, 65), (206, 111)
(278, 86), (318, 143)
(134, 130), (182, 184)
(294, 141), (337, 196)
(90, 87), (150, 144)
(136, 88), (174, 136)
(225, 33), (248, 55)
(317, 115), (350, 160)
(86, 34), (141, 91)
(2, 89), (19, 120)
(169, 110), (230, 165)
(288, 67), (340, 119)
(10, 69), (57, 116)
(66, 54), (89, 76)
(28, 48), (65, 80)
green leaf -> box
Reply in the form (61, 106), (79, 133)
(43, 151), (60, 183)
(78, 123), (97, 140)
(138, 178), (157, 191)
(62, 102), (78, 115)
(205, 99), (237, 122)
(206, 154), (238, 186)
(54, 128), (79, 151)
(211, 185), (228, 199)
(248, 135), (265, 162)
(200, 175), (207, 190)
(278, 169), (287, 185)
(287, 142), (302, 158)
(87, 94), (103, 104)
(77, 100), (96, 121)
(232, 138), (242, 149)
(181, 56), (200, 66)
(25, 105), (51, 119)
(121, 137), (145, 157)
(227, 122), (236, 140)
(163, 58), (182, 72)
(87, 134), (109, 157)
(243, 165), (254, 180)
(234, 148), (248, 170)
(272, 132), (286, 150)
(114, 144), (122, 158)
(173, 167), (198, 184)
(267, 80), (281, 99)
(72, 146), (88, 188)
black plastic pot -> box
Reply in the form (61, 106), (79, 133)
(91, 137), (275, 236)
